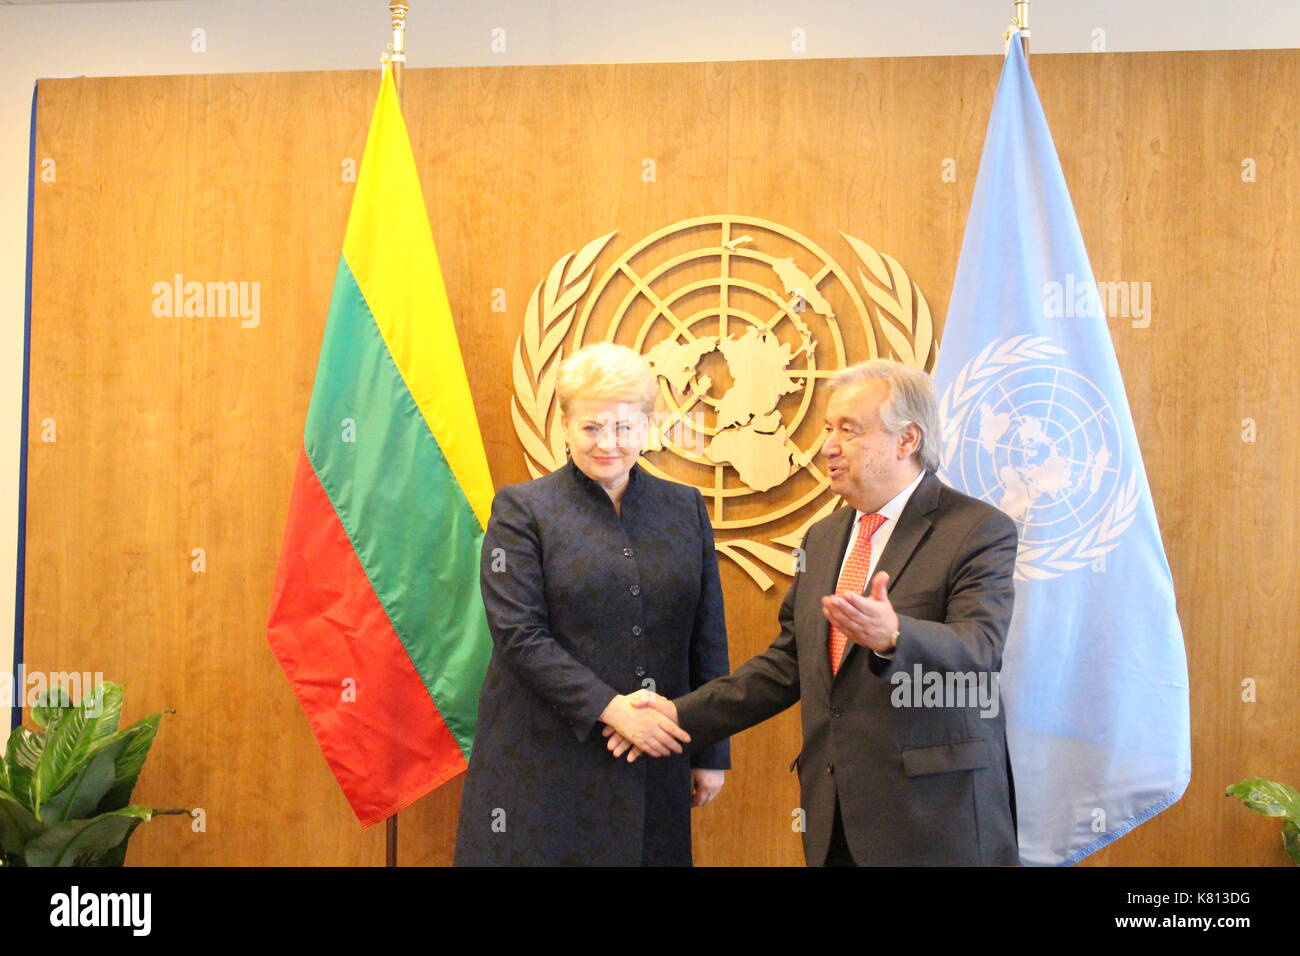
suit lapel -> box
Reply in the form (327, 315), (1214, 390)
(835, 471), (940, 675)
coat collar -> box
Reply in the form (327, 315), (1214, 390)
(564, 454), (647, 508)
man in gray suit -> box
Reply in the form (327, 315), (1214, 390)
(608, 359), (1019, 866)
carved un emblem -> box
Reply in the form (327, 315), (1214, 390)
(511, 214), (934, 590)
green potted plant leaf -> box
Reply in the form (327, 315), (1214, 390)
(1225, 778), (1300, 865)
(0, 681), (186, 866)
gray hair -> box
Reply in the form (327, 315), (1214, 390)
(827, 359), (939, 472)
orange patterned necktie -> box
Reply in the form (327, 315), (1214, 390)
(829, 512), (887, 675)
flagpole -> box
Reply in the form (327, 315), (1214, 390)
(1013, 0), (1030, 58)
(389, 0), (409, 102)
(384, 0), (408, 870)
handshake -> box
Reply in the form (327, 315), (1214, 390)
(598, 689), (685, 763)
(599, 691), (727, 806)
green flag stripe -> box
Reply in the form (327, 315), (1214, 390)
(304, 257), (491, 754)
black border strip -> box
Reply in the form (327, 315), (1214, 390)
(11, 81), (37, 733)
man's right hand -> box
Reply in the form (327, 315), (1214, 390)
(598, 690), (688, 759)
(602, 691), (680, 761)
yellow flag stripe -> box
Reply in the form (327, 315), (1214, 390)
(341, 66), (493, 530)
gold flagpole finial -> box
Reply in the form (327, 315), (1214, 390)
(1004, 0), (1030, 57)
(387, 1), (409, 103)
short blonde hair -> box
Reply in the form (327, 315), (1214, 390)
(556, 342), (657, 416)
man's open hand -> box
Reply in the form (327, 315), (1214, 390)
(821, 570), (900, 653)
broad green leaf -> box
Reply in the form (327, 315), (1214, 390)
(99, 712), (165, 813)
(5, 726), (43, 811)
(87, 682), (124, 734)
(34, 681), (122, 737)
(30, 683), (125, 814)
(0, 790), (41, 857)
(1284, 821), (1300, 867)
(24, 805), (152, 867)
(42, 731), (138, 823)
(1225, 779), (1300, 820)
(30, 685), (75, 729)
(4, 683), (170, 865)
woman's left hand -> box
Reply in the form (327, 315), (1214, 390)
(691, 769), (725, 807)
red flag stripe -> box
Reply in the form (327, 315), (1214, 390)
(266, 450), (467, 827)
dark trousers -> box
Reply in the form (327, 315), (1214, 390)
(824, 797), (858, 867)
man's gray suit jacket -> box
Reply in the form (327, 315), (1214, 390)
(674, 469), (1020, 866)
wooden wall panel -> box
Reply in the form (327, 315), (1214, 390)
(25, 49), (1298, 866)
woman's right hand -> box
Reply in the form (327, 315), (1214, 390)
(598, 691), (690, 757)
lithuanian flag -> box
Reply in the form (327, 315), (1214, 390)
(266, 64), (494, 828)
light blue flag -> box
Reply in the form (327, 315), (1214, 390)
(930, 33), (1190, 866)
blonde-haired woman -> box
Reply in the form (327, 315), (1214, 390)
(454, 342), (730, 866)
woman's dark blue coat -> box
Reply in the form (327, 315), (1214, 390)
(453, 457), (731, 866)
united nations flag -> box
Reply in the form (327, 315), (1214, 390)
(931, 32), (1191, 866)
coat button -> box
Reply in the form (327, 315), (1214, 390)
(831, 706), (842, 718)
(826, 762), (834, 774)
(632, 625), (642, 636)
(623, 548), (634, 557)
(635, 666), (646, 677)
(629, 584), (641, 596)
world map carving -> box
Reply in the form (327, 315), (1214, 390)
(645, 325), (813, 491)
(511, 215), (935, 590)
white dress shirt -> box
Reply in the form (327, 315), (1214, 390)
(834, 467), (927, 660)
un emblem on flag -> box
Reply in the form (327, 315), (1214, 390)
(937, 335), (1141, 581)
(510, 214), (935, 590)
